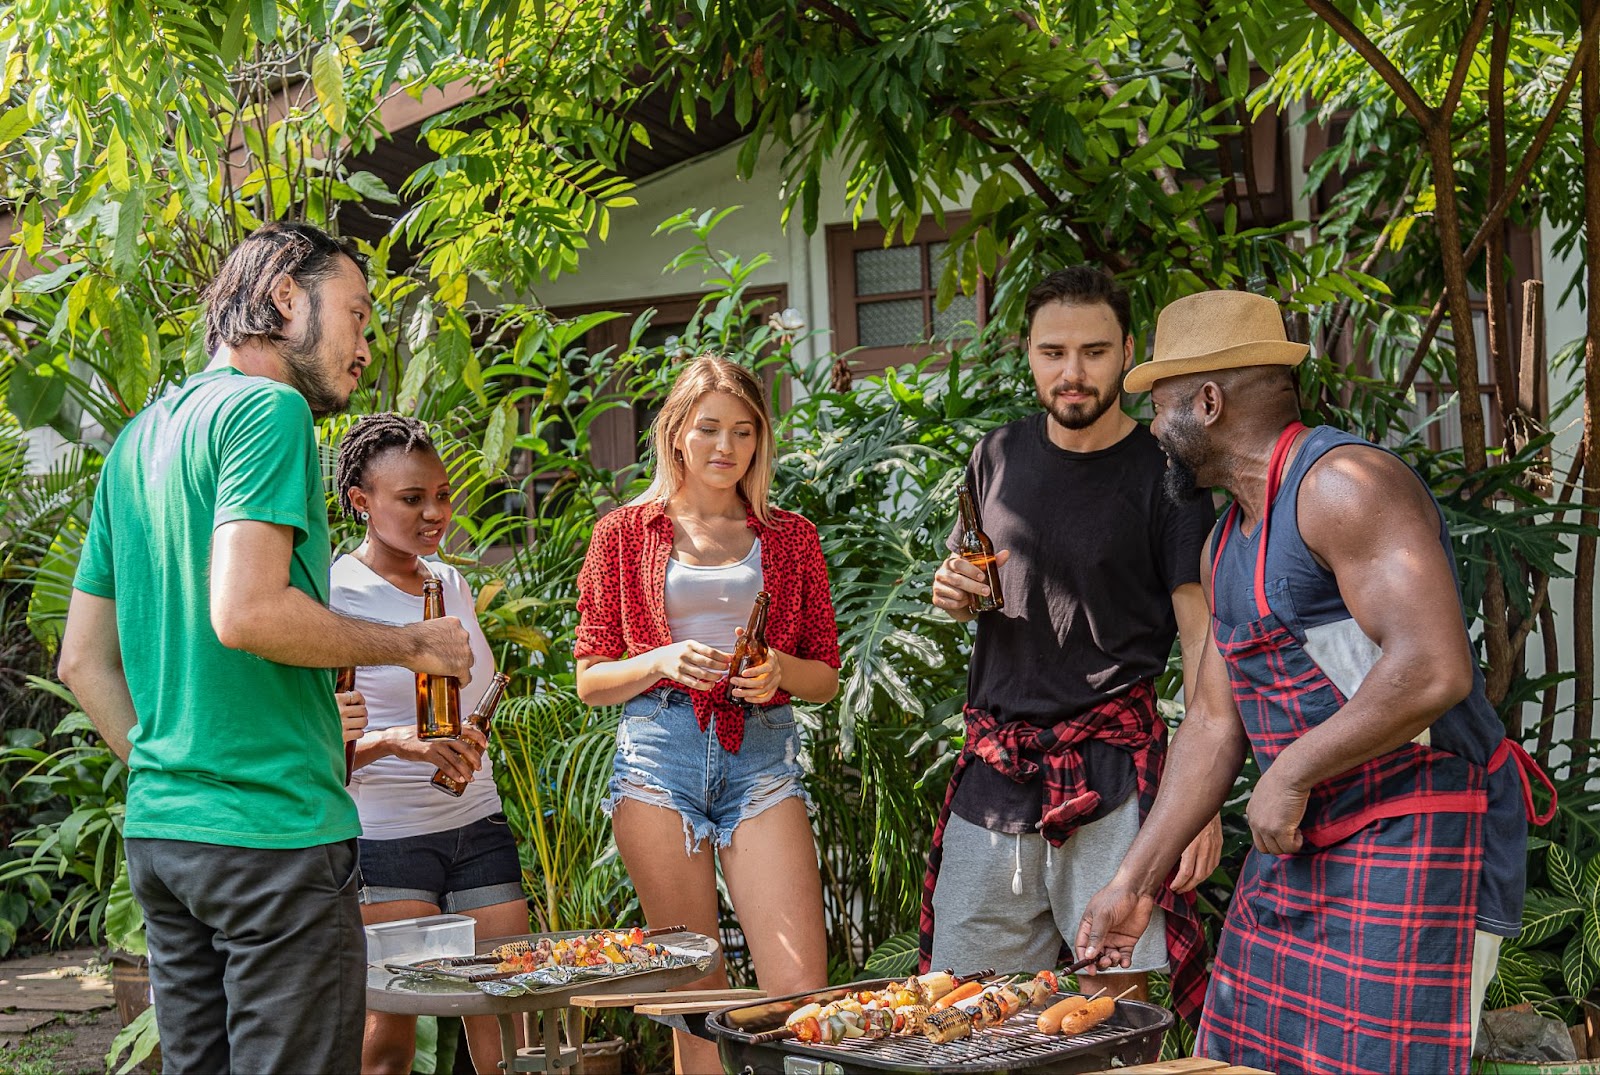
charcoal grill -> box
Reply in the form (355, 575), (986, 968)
(706, 978), (1172, 1075)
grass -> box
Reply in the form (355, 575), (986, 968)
(2, 1029), (71, 1075)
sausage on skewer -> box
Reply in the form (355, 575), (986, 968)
(1054, 985), (1138, 1037)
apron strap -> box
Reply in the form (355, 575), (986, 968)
(1490, 738), (1558, 826)
(1250, 421), (1308, 618)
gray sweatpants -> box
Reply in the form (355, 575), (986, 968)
(126, 837), (365, 1074)
(929, 797), (1168, 976)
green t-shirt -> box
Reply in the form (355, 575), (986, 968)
(75, 367), (360, 848)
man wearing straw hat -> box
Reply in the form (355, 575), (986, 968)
(1076, 289), (1549, 1071)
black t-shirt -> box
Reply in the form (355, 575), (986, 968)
(946, 415), (1215, 834)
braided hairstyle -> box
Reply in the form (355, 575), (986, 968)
(335, 414), (436, 519)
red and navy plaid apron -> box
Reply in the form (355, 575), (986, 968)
(1197, 421), (1547, 1073)
(918, 680), (1209, 1026)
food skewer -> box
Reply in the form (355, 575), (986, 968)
(755, 968), (998, 1046)
(922, 970), (1065, 1045)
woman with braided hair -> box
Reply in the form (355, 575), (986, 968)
(330, 413), (528, 1074)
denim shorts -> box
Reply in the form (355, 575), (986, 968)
(603, 687), (812, 854)
(357, 812), (524, 912)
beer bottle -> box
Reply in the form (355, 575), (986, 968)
(415, 577), (462, 739)
(432, 672), (510, 797)
(728, 591), (771, 681)
(957, 484), (1004, 612)
(335, 666), (357, 786)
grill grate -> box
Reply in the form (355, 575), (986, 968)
(804, 1007), (1130, 1068)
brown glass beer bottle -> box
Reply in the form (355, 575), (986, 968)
(335, 666), (357, 786)
(957, 484), (1004, 612)
(432, 672), (510, 797)
(728, 591), (771, 681)
(415, 577), (462, 739)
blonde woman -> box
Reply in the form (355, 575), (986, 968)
(575, 355), (840, 1073)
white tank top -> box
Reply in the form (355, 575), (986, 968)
(664, 539), (763, 651)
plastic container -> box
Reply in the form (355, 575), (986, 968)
(363, 913), (476, 966)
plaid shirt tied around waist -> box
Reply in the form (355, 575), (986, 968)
(919, 679), (1210, 1026)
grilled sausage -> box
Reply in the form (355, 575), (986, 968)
(1036, 993), (1091, 1034)
(932, 981), (983, 1010)
(1057, 995), (1117, 1036)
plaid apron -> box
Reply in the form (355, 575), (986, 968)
(1198, 422), (1497, 1073)
(918, 681), (1209, 1026)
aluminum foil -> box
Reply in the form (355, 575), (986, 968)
(475, 947), (712, 997)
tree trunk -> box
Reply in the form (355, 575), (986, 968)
(1428, 136), (1513, 705)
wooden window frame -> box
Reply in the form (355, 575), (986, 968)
(826, 213), (989, 378)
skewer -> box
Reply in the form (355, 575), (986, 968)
(754, 968), (1004, 1045)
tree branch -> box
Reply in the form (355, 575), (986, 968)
(1397, 2), (1600, 390)
(1303, 0), (1436, 127)
(1440, 0), (1496, 121)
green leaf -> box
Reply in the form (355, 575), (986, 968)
(862, 930), (919, 978)
(1565, 933), (1597, 1001)
(7, 358), (66, 429)
(398, 351), (435, 414)
(1521, 892), (1583, 947)
(17, 261), (86, 295)
(249, 0), (278, 42)
(105, 861), (145, 956)
(219, 0), (250, 65)
(1549, 843), (1581, 900)
(0, 103), (32, 149)
(312, 41), (346, 134)
(112, 186), (145, 280)
(344, 170), (399, 204)
(483, 398), (516, 477)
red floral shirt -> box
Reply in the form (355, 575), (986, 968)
(575, 498), (841, 752)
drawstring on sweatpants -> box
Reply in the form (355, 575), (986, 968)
(1012, 832), (1023, 895)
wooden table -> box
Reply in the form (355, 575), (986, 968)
(365, 930), (721, 1072)
(1089, 1059), (1272, 1074)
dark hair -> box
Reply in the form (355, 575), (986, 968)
(1023, 266), (1132, 341)
(334, 414), (436, 518)
(201, 221), (368, 357)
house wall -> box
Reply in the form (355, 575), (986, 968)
(528, 136), (980, 373)
(1524, 221), (1592, 767)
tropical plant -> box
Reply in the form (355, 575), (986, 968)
(0, 679), (126, 955)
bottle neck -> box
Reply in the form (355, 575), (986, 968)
(958, 490), (980, 534)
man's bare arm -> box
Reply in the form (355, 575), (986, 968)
(57, 590), (137, 763)
(1269, 447), (1475, 791)
(211, 520), (472, 681)
(1171, 581), (1208, 710)
(1077, 628), (1250, 968)
(1168, 580), (1224, 893)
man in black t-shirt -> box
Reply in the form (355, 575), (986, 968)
(920, 267), (1217, 1004)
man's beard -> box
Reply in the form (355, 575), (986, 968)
(277, 292), (349, 419)
(1162, 453), (1206, 503)
(1040, 383), (1117, 431)
(1158, 413), (1209, 504)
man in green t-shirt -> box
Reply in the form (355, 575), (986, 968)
(57, 222), (473, 1073)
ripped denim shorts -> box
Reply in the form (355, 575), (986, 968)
(602, 687), (812, 854)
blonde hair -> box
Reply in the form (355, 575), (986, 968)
(634, 354), (777, 524)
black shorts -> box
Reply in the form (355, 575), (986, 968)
(357, 813), (523, 912)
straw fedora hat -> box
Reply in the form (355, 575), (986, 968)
(1123, 290), (1308, 393)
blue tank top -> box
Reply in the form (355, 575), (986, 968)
(1211, 424), (1527, 936)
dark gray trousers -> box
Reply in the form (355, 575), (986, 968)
(125, 837), (365, 1074)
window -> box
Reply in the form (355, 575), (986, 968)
(826, 213), (989, 377)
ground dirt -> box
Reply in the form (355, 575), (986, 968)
(0, 949), (125, 1075)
